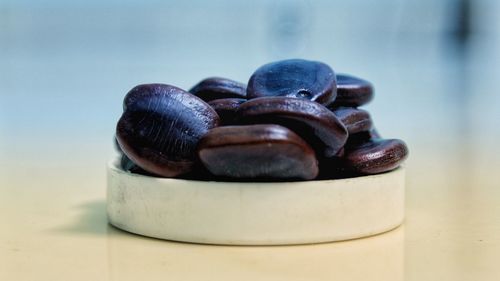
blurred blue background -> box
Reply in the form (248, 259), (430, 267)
(1, 0), (499, 171)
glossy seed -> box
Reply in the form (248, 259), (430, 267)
(116, 136), (149, 174)
(198, 124), (319, 180)
(344, 138), (408, 174)
(189, 77), (246, 102)
(327, 74), (374, 107)
(332, 107), (373, 134)
(247, 59), (336, 105)
(238, 97), (348, 157)
(208, 98), (247, 125)
(116, 84), (220, 177)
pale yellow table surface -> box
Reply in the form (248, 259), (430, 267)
(1, 136), (500, 281)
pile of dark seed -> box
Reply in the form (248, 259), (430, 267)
(115, 59), (408, 181)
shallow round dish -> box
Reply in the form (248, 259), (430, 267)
(107, 159), (405, 245)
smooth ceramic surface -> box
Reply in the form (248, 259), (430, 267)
(107, 160), (405, 245)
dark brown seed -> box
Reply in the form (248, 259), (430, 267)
(328, 74), (374, 107)
(332, 107), (373, 134)
(247, 59), (336, 105)
(198, 124), (319, 180)
(189, 77), (246, 102)
(344, 138), (409, 174)
(116, 84), (220, 177)
(116, 136), (150, 175)
(237, 97), (348, 157)
(208, 98), (247, 125)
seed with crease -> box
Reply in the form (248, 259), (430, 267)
(189, 77), (247, 101)
(198, 124), (319, 180)
(208, 98), (247, 125)
(327, 74), (373, 107)
(116, 84), (220, 177)
(331, 107), (373, 134)
(344, 138), (409, 174)
(237, 96), (348, 157)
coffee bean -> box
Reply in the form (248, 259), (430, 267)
(238, 97), (348, 157)
(247, 59), (336, 105)
(116, 84), (220, 177)
(328, 74), (373, 107)
(198, 124), (319, 180)
(208, 98), (247, 125)
(344, 138), (408, 174)
(189, 77), (246, 101)
(332, 107), (373, 134)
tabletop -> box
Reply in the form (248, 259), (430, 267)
(1, 1), (500, 280)
(2, 139), (500, 281)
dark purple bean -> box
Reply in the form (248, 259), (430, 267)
(327, 74), (373, 107)
(344, 138), (408, 174)
(116, 84), (220, 177)
(189, 77), (246, 101)
(247, 59), (336, 105)
(198, 124), (318, 180)
(237, 97), (348, 157)
(332, 107), (373, 134)
(208, 98), (247, 125)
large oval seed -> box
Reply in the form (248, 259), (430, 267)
(189, 77), (246, 102)
(247, 59), (336, 105)
(237, 97), (348, 157)
(116, 84), (220, 177)
(344, 138), (408, 174)
(208, 98), (247, 125)
(198, 124), (319, 180)
(328, 74), (374, 107)
(332, 107), (373, 134)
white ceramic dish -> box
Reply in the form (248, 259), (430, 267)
(107, 159), (405, 245)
